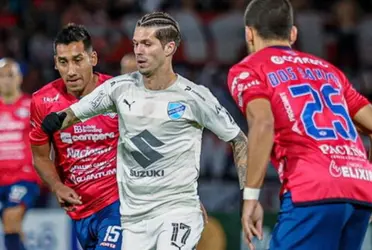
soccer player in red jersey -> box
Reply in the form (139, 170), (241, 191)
(0, 58), (40, 250)
(228, 0), (372, 249)
(29, 24), (122, 250)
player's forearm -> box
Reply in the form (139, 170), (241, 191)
(60, 108), (81, 130)
(33, 155), (63, 191)
(353, 104), (372, 134)
(245, 120), (274, 188)
(230, 131), (248, 189)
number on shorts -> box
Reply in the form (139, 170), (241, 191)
(130, 130), (165, 168)
(289, 83), (357, 141)
(103, 225), (121, 243)
(9, 186), (27, 202)
(170, 223), (191, 249)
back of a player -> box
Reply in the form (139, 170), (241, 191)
(231, 46), (372, 249)
(229, 1), (372, 249)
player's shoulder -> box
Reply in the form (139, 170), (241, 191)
(19, 93), (32, 107)
(175, 74), (214, 103)
(31, 78), (64, 106)
(96, 72), (113, 84)
(104, 71), (140, 89)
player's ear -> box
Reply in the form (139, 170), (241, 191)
(90, 51), (98, 67)
(53, 56), (58, 70)
(245, 26), (254, 45)
(290, 26), (298, 46)
(164, 41), (176, 57)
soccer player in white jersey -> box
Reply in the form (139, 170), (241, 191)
(40, 12), (249, 250)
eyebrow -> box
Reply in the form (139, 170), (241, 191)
(57, 54), (84, 61)
(132, 39), (151, 43)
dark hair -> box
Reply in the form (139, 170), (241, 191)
(53, 23), (93, 54)
(136, 12), (181, 47)
(244, 0), (293, 41)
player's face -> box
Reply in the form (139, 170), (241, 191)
(132, 27), (167, 77)
(54, 41), (97, 93)
(0, 63), (22, 96)
(121, 55), (137, 74)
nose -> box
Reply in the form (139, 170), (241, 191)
(67, 63), (77, 77)
(134, 44), (144, 56)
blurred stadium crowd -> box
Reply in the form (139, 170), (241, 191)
(1, 0), (372, 213)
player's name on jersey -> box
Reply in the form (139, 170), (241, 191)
(267, 67), (341, 88)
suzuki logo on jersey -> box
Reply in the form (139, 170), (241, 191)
(130, 169), (165, 177)
(271, 55), (329, 67)
(167, 102), (186, 120)
(61, 132), (115, 144)
(329, 160), (372, 182)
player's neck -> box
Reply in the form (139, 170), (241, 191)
(257, 40), (291, 51)
(0, 90), (22, 104)
(68, 74), (98, 98)
(143, 66), (177, 91)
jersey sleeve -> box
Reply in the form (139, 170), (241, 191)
(227, 63), (271, 115)
(70, 80), (115, 122)
(190, 85), (240, 142)
(29, 96), (50, 145)
(339, 71), (370, 117)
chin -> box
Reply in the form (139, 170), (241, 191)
(139, 68), (152, 77)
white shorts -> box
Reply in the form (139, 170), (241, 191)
(121, 208), (204, 250)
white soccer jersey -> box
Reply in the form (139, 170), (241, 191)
(70, 72), (240, 225)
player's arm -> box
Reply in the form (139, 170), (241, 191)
(42, 81), (115, 134)
(229, 131), (248, 189)
(352, 105), (372, 134)
(244, 99), (274, 189)
(31, 143), (63, 191)
(338, 70), (372, 133)
(29, 98), (81, 208)
(190, 85), (247, 189)
(227, 65), (274, 194)
(29, 97), (62, 190)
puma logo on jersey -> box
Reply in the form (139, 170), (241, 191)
(123, 99), (135, 111)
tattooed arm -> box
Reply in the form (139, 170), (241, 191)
(230, 131), (248, 190)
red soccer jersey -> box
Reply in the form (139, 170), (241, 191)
(0, 94), (39, 186)
(228, 46), (372, 206)
(29, 73), (119, 219)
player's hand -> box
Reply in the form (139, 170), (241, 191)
(241, 200), (263, 250)
(41, 112), (67, 135)
(200, 202), (208, 225)
(53, 182), (82, 211)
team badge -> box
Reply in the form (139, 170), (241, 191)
(167, 102), (186, 120)
(15, 107), (29, 118)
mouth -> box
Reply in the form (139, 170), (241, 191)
(66, 79), (81, 84)
(136, 58), (147, 66)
